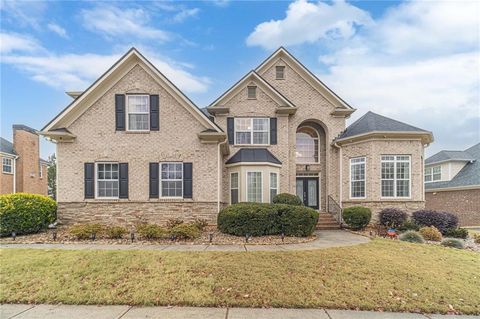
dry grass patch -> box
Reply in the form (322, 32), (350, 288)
(0, 239), (479, 314)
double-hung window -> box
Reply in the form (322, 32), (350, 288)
(275, 66), (285, 79)
(96, 163), (119, 198)
(235, 118), (269, 145)
(127, 95), (149, 131)
(381, 155), (410, 198)
(2, 158), (12, 174)
(161, 163), (183, 197)
(424, 165), (441, 182)
(247, 171), (262, 202)
(270, 172), (278, 203)
(350, 157), (366, 198)
(230, 172), (239, 204)
(247, 86), (257, 99)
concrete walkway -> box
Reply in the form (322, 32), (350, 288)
(0, 230), (369, 252)
(1, 304), (478, 319)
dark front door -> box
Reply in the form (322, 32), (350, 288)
(296, 177), (319, 209)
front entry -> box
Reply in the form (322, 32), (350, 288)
(296, 177), (319, 209)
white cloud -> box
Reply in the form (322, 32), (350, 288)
(80, 5), (171, 41)
(172, 8), (199, 23)
(47, 23), (68, 38)
(246, 0), (373, 49)
(0, 0), (47, 29)
(0, 32), (42, 53)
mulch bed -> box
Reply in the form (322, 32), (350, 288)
(0, 226), (316, 246)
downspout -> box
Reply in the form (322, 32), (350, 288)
(333, 142), (342, 206)
(13, 156), (17, 193)
(217, 138), (228, 213)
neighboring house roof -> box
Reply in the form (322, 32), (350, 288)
(425, 143), (480, 190)
(425, 150), (475, 165)
(255, 47), (355, 113)
(335, 111), (433, 144)
(226, 148), (282, 165)
(0, 137), (16, 156)
(208, 70), (295, 109)
(41, 47), (221, 136)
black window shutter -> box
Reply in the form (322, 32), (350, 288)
(84, 163), (95, 199)
(149, 163), (159, 198)
(115, 94), (125, 131)
(119, 163), (129, 199)
(183, 162), (193, 198)
(270, 118), (277, 145)
(227, 117), (234, 144)
(150, 95), (159, 131)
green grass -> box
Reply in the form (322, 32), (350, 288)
(1, 239), (479, 314)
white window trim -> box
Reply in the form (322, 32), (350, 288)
(424, 166), (432, 182)
(247, 86), (257, 99)
(2, 157), (13, 174)
(230, 172), (239, 204)
(381, 155), (411, 199)
(246, 170), (263, 203)
(95, 162), (119, 200)
(269, 172), (279, 203)
(425, 165), (441, 183)
(234, 118), (270, 146)
(349, 157), (366, 199)
(159, 162), (183, 199)
(295, 127), (320, 164)
(126, 94), (150, 132)
(275, 66), (285, 80)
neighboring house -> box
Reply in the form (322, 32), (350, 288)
(40, 47), (433, 225)
(0, 125), (49, 195)
(425, 143), (480, 226)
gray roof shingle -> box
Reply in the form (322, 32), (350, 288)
(226, 148), (281, 165)
(337, 111), (428, 140)
(425, 143), (480, 190)
(0, 137), (16, 156)
(425, 150), (475, 165)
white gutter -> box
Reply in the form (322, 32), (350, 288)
(333, 142), (342, 206)
(217, 139), (228, 213)
(13, 157), (17, 193)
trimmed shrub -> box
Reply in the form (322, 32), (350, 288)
(398, 220), (420, 232)
(272, 193), (303, 206)
(192, 218), (209, 231)
(169, 223), (201, 239)
(166, 218), (184, 229)
(441, 238), (464, 249)
(473, 233), (480, 244)
(105, 226), (127, 239)
(69, 224), (104, 240)
(136, 224), (167, 240)
(444, 228), (469, 239)
(399, 230), (425, 244)
(217, 203), (318, 237)
(0, 193), (57, 236)
(419, 226), (442, 241)
(412, 210), (458, 234)
(342, 206), (371, 230)
(378, 208), (407, 228)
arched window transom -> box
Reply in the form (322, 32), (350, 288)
(296, 126), (319, 163)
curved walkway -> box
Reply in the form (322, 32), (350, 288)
(0, 230), (369, 252)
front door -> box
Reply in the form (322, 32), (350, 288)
(296, 177), (319, 209)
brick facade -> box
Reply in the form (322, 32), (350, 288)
(425, 189), (480, 226)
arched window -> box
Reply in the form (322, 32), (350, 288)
(296, 126), (319, 163)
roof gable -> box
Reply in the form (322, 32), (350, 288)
(0, 137), (16, 156)
(42, 48), (220, 133)
(208, 70), (295, 109)
(255, 47), (354, 111)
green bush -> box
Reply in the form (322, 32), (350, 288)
(473, 233), (480, 244)
(399, 230), (425, 244)
(398, 220), (420, 232)
(217, 203), (318, 237)
(419, 226), (442, 241)
(272, 193), (303, 206)
(342, 206), (371, 230)
(136, 224), (167, 240)
(169, 223), (201, 239)
(105, 226), (127, 239)
(166, 218), (184, 229)
(69, 224), (104, 240)
(0, 193), (57, 236)
(444, 228), (469, 239)
(441, 238), (464, 249)
(192, 218), (209, 231)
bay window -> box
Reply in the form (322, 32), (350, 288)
(230, 172), (239, 204)
(247, 171), (262, 202)
(350, 157), (366, 198)
(270, 172), (278, 203)
(381, 155), (410, 198)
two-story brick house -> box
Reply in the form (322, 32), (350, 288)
(41, 47), (433, 225)
(0, 125), (49, 195)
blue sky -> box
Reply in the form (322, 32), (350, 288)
(1, 0), (479, 159)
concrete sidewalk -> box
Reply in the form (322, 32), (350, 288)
(0, 230), (369, 252)
(1, 304), (478, 319)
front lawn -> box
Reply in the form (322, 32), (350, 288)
(1, 239), (479, 314)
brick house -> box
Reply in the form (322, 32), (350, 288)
(0, 125), (49, 195)
(425, 143), (480, 226)
(40, 47), (433, 225)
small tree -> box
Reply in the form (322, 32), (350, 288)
(47, 153), (57, 200)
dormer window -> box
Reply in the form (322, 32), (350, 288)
(276, 66), (285, 79)
(425, 165), (441, 182)
(247, 86), (257, 99)
(127, 95), (149, 131)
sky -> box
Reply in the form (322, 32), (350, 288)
(1, 0), (479, 159)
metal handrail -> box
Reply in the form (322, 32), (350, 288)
(327, 195), (343, 227)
